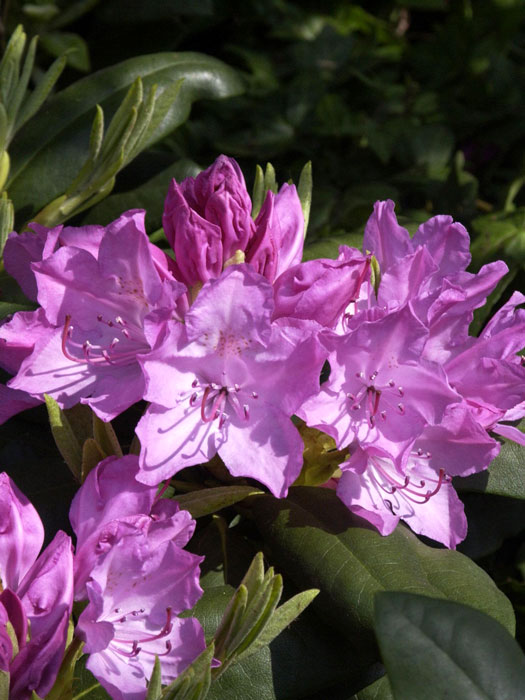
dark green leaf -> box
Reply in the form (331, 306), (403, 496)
(40, 32), (91, 72)
(350, 675), (393, 700)
(173, 485), (264, 520)
(81, 158), (201, 230)
(455, 427), (525, 499)
(8, 53), (243, 222)
(248, 487), (515, 653)
(375, 592), (525, 700)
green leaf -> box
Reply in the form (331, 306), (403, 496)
(374, 592), (525, 700)
(8, 53), (243, 221)
(71, 654), (108, 699)
(81, 438), (105, 482)
(237, 588), (319, 661)
(350, 675), (393, 700)
(248, 487), (515, 654)
(0, 670), (8, 700)
(160, 643), (214, 700)
(16, 53), (67, 131)
(40, 32), (91, 73)
(297, 161), (312, 236)
(251, 164), (265, 219)
(92, 413), (123, 459)
(0, 193), (14, 256)
(44, 394), (82, 480)
(81, 158), (201, 230)
(175, 485), (264, 519)
(455, 427), (525, 499)
(146, 657), (162, 700)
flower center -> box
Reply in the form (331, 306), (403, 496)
(368, 454), (451, 513)
(61, 313), (149, 367)
(346, 370), (406, 426)
(180, 376), (259, 427)
(111, 606), (173, 658)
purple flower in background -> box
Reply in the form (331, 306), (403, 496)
(76, 528), (205, 700)
(163, 155), (304, 289)
(3, 210), (186, 421)
(0, 472), (74, 699)
(137, 265), (326, 497)
(70, 455), (195, 599)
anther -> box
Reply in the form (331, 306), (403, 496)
(397, 403), (405, 414)
(398, 387), (404, 396)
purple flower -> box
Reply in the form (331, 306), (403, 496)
(3, 210), (186, 421)
(272, 246), (371, 329)
(336, 404), (499, 547)
(299, 305), (461, 465)
(70, 455), (195, 599)
(442, 291), (525, 444)
(76, 529), (205, 700)
(363, 200), (471, 277)
(163, 155), (304, 288)
(0, 472), (73, 699)
(137, 264), (326, 497)
(3, 222), (105, 301)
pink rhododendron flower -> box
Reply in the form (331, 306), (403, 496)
(299, 305), (461, 465)
(441, 290), (525, 444)
(336, 404), (499, 547)
(0, 472), (73, 699)
(272, 246), (370, 329)
(76, 528), (205, 700)
(163, 155), (304, 288)
(2, 210), (186, 421)
(70, 455), (195, 599)
(137, 264), (326, 496)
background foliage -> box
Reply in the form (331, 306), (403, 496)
(1, 1), (525, 698)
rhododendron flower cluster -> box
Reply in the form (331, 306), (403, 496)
(1, 157), (524, 557)
(1, 154), (525, 694)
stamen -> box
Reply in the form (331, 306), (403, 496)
(398, 386), (404, 396)
(243, 404), (250, 420)
(397, 403), (405, 414)
(388, 379), (395, 387)
(252, 391), (258, 399)
(137, 608), (173, 643)
(117, 640), (141, 658)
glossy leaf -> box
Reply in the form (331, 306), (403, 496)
(8, 52), (243, 222)
(81, 158), (201, 230)
(455, 428), (525, 499)
(236, 588), (320, 661)
(172, 485), (264, 519)
(374, 592), (525, 700)
(248, 487), (515, 652)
